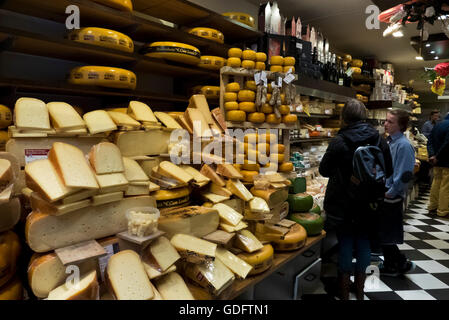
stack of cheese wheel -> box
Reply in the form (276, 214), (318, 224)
(255, 52), (267, 70)
(241, 49), (256, 69)
(269, 55), (296, 73)
(225, 82), (245, 122)
(240, 80), (265, 124)
(227, 48), (242, 68)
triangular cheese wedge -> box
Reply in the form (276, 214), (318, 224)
(15, 98), (51, 131)
(154, 112), (182, 129)
(47, 102), (86, 131)
(128, 101), (158, 123)
(200, 164), (225, 187)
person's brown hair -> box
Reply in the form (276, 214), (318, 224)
(341, 99), (367, 125)
(388, 109), (409, 132)
(430, 110), (440, 116)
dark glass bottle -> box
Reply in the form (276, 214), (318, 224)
(331, 54), (338, 84)
(338, 57), (344, 86)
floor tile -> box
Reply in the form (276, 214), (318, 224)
(435, 218), (449, 225)
(404, 219), (427, 226)
(414, 260), (449, 273)
(398, 243), (414, 250)
(351, 275), (392, 293)
(396, 290), (436, 300)
(419, 249), (449, 260)
(380, 275), (422, 291)
(434, 225), (449, 232)
(426, 289), (449, 300)
(365, 291), (403, 301)
(404, 225), (423, 233)
(424, 240), (449, 249)
(428, 232), (449, 240)
(419, 225), (447, 233)
(409, 209), (430, 214)
(402, 250), (436, 261)
(437, 260), (449, 270)
(419, 219), (447, 226)
(405, 265), (427, 274)
(433, 273), (449, 286)
(410, 232), (439, 240)
(404, 233), (419, 241)
(406, 214), (430, 220)
(405, 274), (449, 290)
(414, 204), (429, 209)
(405, 240), (436, 250)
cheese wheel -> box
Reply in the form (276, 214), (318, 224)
(69, 66), (137, 89)
(267, 83), (273, 93)
(283, 57), (296, 66)
(288, 193), (313, 212)
(241, 170), (259, 183)
(265, 113), (282, 124)
(224, 92), (238, 102)
(256, 52), (267, 62)
(279, 105), (290, 115)
(238, 102), (256, 113)
(343, 54), (352, 62)
(226, 110), (246, 122)
(310, 204), (322, 215)
(351, 59), (363, 68)
(272, 144), (285, 154)
(280, 93), (287, 104)
(223, 12), (255, 28)
(270, 56), (284, 66)
(270, 65), (283, 73)
(68, 27), (134, 53)
(284, 66), (295, 73)
(244, 133), (258, 144)
(289, 213), (324, 236)
(228, 48), (242, 58)
(259, 133), (277, 144)
(245, 81), (257, 91)
(271, 224), (307, 251)
(91, 0), (132, 11)
(269, 153), (284, 163)
(238, 90), (256, 102)
(0, 277), (22, 300)
(153, 188), (191, 209)
(247, 112), (265, 123)
(0, 131), (9, 151)
(242, 160), (260, 171)
(225, 82), (240, 92)
(266, 93), (272, 101)
(242, 50), (257, 61)
(188, 27), (224, 44)
(351, 67), (362, 75)
(243, 142), (256, 154)
(144, 42), (201, 65)
(237, 244), (274, 275)
(261, 104), (273, 114)
(242, 60), (255, 69)
(197, 85), (220, 99)
(227, 57), (241, 67)
(199, 56), (226, 70)
(279, 162), (294, 172)
(0, 231), (20, 289)
(255, 62), (266, 70)
(282, 114), (297, 124)
(224, 101), (239, 111)
(0, 105), (12, 129)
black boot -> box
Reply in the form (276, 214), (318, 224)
(337, 273), (351, 300)
(354, 272), (367, 300)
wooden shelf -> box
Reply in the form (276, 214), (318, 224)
(226, 121), (299, 130)
(218, 231), (326, 300)
(367, 100), (412, 111)
(294, 77), (356, 102)
(220, 67), (298, 80)
(351, 74), (375, 84)
(0, 26), (219, 79)
(294, 113), (334, 119)
(291, 137), (333, 143)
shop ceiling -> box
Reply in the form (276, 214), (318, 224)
(248, 0), (447, 95)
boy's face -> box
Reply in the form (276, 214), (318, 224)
(385, 113), (400, 135)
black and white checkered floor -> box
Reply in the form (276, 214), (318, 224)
(312, 184), (449, 300)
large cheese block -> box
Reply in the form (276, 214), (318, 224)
(25, 196), (155, 252)
(123, 157), (149, 182)
(153, 272), (194, 300)
(92, 191), (123, 206)
(14, 98), (51, 131)
(88, 142), (124, 175)
(271, 223), (307, 251)
(215, 247), (252, 279)
(152, 187), (190, 209)
(170, 234), (217, 264)
(0, 276), (22, 300)
(288, 213), (324, 236)
(184, 259), (234, 296)
(83, 110), (117, 134)
(47, 270), (98, 300)
(213, 203), (243, 226)
(114, 130), (170, 157)
(237, 244), (274, 276)
(188, 95), (214, 124)
(287, 193), (314, 213)
(250, 187), (288, 208)
(95, 173), (128, 191)
(127, 101), (158, 123)
(158, 206), (219, 239)
(142, 236), (180, 272)
(48, 142), (99, 189)
(47, 102), (86, 131)
(226, 179), (253, 201)
(0, 197), (21, 233)
(107, 250), (154, 300)
(234, 230), (264, 253)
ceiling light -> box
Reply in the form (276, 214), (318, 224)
(431, 50), (436, 54)
(416, 56), (424, 60)
(426, 43), (431, 47)
(435, 56), (439, 59)
(393, 30), (404, 38)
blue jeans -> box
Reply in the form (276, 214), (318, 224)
(337, 231), (371, 273)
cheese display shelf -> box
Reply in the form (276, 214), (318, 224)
(218, 231), (326, 300)
(295, 113), (333, 119)
(293, 76), (356, 103)
(366, 100), (412, 112)
(290, 137), (333, 144)
(225, 122), (299, 130)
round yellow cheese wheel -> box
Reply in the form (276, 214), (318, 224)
(261, 104), (273, 114)
(351, 67), (362, 75)
(153, 187), (190, 201)
(242, 50), (257, 61)
(69, 66), (137, 89)
(255, 62), (266, 70)
(241, 170), (259, 182)
(224, 92), (238, 102)
(343, 54), (352, 62)
(224, 101), (239, 111)
(242, 142), (256, 155)
(270, 65), (283, 73)
(244, 133), (258, 144)
(225, 82), (240, 92)
(237, 244), (274, 275)
(242, 160), (260, 171)
(68, 27), (134, 53)
(270, 153), (285, 163)
(284, 66), (295, 73)
(272, 224), (307, 251)
(279, 162), (294, 172)
(270, 56), (284, 66)
(266, 113), (281, 124)
(283, 56), (296, 66)
(256, 52), (267, 62)
(245, 81), (257, 91)
(282, 114), (297, 124)
(247, 112), (265, 123)
(256, 143), (270, 154)
(279, 105), (290, 115)
(351, 59), (363, 68)
(263, 162), (278, 172)
(144, 42), (201, 65)
(226, 110), (246, 122)
(242, 60), (255, 69)
(188, 27), (224, 44)
(0, 105), (12, 129)
(272, 143), (285, 154)
(266, 93), (272, 101)
(227, 57), (241, 67)
(198, 55), (226, 70)
(246, 149), (259, 162)
(267, 83), (273, 93)
(228, 48), (242, 58)
(199, 85), (220, 99)
(238, 102), (256, 113)
(223, 12), (255, 28)
(238, 90), (256, 102)
(0, 131), (9, 151)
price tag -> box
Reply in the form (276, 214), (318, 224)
(254, 72), (261, 85)
(25, 149), (49, 164)
(277, 76), (283, 87)
(284, 73), (296, 84)
(271, 81), (277, 88)
(296, 43), (303, 49)
(346, 67), (354, 77)
(261, 71), (268, 87)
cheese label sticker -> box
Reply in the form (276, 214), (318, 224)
(25, 149), (50, 164)
(284, 73), (296, 84)
(261, 71), (268, 87)
(254, 72), (261, 85)
(277, 76), (283, 87)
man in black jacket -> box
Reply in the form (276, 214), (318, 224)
(320, 99), (393, 300)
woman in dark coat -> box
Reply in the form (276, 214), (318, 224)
(319, 99), (393, 300)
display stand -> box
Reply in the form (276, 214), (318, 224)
(116, 230), (165, 253)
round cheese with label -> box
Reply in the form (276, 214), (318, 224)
(188, 27), (224, 44)
(288, 213), (324, 236)
(68, 27), (134, 53)
(69, 66), (137, 89)
(198, 56), (226, 70)
(237, 244), (274, 275)
(153, 188), (191, 209)
(227, 57), (241, 68)
(222, 12), (255, 28)
(271, 223), (307, 251)
(144, 42), (201, 65)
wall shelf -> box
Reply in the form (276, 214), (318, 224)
(294, 76), (356, 102)
(367, 100), (412, 111)
(290, 137), (333, 143)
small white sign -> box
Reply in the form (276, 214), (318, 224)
(24, 149), (49, 164)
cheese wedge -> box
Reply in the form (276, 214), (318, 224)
(47, 270), (98, 300)
(30, 193), (91, 216)
(48, 142), (99, 189)
(215, 247), (253, 279)
(144, 264), (177, 280)
(170, 234), (217, 264)
(184, 259), (234, 296)
(92, 191), (123, 206)
(180, 165), (210, 184)
(0, 159), (11, 185)
(25, 159), (74, 202)
(188, 95), (214, 124)
(148, 181), (160, 192)
(216, 164), (243, 179)
(88, 142), (124, 175)
(219, 221), (247, 233)
(61, 189), (99, 204)
(234, 230), (264, 253)
(154, 272), (194, 300)
(128, 101), (158, 123)
(201, 192), (230, 204)
(15, 97), (51, 131)
(213, 203), (243, 226)
(123, 157), (149, 182)
(143, 236), (180, 272)
(95, 173), (128, 191)
(107, 111), (141, 128)
(83, 110), (117, 134)
(158, 161), (194, 184)
(255, 222), (290, 236)
(226, 179), (253, 201)
(249, 197), (270, 214)
(107, 250), (154, 300)
(125, 183), (150, 196)
(185, 108), (212, 138)
(176, 115), (193, 134)
(210, 183), (232, 197)
(200, 164), (225, 187)
(154, 112), (182, 129)
(47, 102), (86, 131)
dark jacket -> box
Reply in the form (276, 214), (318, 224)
(428, 113), (449, 168)
(319, 121), (393, 232)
